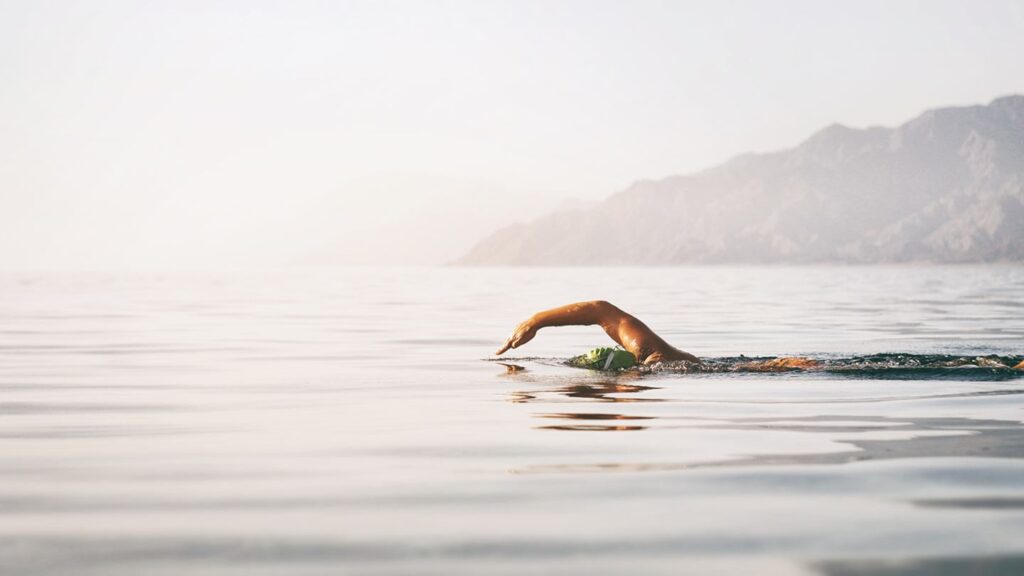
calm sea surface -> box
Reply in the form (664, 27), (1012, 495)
(2, 266), (1024, 575)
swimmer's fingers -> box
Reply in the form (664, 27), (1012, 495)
(495, 337), (514, 355)
(495, 321), (537, 355)
(511, 326), (536, 349)
(495, 331), (520, 355)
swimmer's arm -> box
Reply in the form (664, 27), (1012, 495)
(495, 300), (699, 364)
(495, 301), (614, 355)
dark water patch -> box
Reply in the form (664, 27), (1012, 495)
(0, 364), (217, 373)
(1, 313), (142, 320)
(958, 298), (1024, 308)
(493, 354), (1024, 380)
(501, 361), (1024, 406)
(536, 424), (647, 432)
(912, 497), (1024, 510)
(815, 554), (1024, 576)
(509, 381), (666, 404)
(539, 412), (654, 420)
(0, 402), (184, 415)
(0, 382), (277, 391)
(0, 329), (120, 335)
(0, 533), (812, 571)
(641, 354), (1024, 380)
(826, 369), (1023, 382)
(0, 344), (255, 354)
(0, 492), (531, 513)
(682, 388), (1024, 406)
(350, 444), (599, 459)
(0, 465), (317, 482)
(487, 356), (565, 363)
(534, 412), (654, 431)
(517, 415), (1024, 473)
(0, 425), (217, 439)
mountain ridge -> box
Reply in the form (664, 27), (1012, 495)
(456, 95), (1024, 265)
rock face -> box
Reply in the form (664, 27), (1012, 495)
(457, 95), (1024, 264)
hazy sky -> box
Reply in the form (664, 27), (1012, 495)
(2, 0), (1023, 269)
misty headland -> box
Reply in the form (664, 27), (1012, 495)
(457, 95), (1024, 265)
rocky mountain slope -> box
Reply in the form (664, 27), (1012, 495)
(457, 95), (1024, 264)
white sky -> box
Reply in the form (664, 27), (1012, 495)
(2, 0), (1023, 269)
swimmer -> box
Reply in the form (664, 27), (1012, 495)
(496, 300), (695, 365)
(495, 300), (818, 370)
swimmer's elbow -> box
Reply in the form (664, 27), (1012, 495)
(587, 300), (625, 327)
(589, 300), (620, 314)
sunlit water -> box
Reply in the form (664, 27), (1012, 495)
(2, 266), (1023, 575)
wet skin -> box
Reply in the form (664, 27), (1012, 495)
(496, 300), (700, 365)
(496, 300), (1024, 371)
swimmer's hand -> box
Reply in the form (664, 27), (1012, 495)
(496, 318), (538, 355)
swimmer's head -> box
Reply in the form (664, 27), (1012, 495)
(568, 347), (637, 370)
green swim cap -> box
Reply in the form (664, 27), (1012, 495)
(568, 347), (637, 370)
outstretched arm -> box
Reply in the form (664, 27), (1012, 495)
(495, 300), (699, 365)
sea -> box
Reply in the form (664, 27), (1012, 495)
(1, 266), (1023, 575)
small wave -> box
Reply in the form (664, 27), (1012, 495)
(639, 353), (1024, 380)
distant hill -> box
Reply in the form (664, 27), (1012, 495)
(456, 95), (1024, 264)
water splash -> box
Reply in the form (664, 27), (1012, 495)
(639, 354), (1024, 380)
